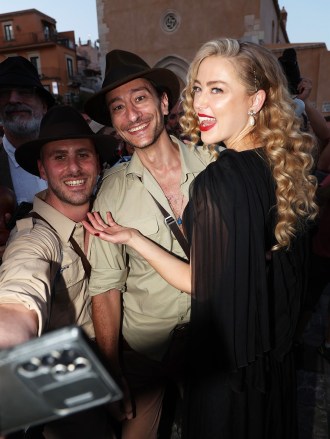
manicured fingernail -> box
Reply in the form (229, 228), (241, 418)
(95, 233), (100, 236)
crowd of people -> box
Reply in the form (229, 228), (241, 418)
(0, 37), (329, 439)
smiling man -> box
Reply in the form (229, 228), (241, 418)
(84, 50), (214, 439)
(0, 105), (116, 439)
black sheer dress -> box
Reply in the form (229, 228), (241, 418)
(182, 148), (309, 439)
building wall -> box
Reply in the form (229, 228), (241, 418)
(77, 39), (101, 73)
(95, 0), (330, 116)
(96, 0), (287, 79)
(0, 9), (56, 45)
(0, 9), (78, 102)
(76, 39), (102, 92)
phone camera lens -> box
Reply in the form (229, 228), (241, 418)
(60, 349), (80, 364)
(52, 363), (68, 376)
(18, 357), (41, 375)
(41, 351), (61, 367)
(73, 356), (90, 370)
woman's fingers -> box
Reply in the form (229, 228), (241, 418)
(106, 211), (117, 226)
(86, 211), (107, 230)
(83, 211), (129, 243)
(81, 220), (97, 235)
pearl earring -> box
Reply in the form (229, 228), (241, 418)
(248, 110), (256, 126)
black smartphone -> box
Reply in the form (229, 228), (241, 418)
(0, 326), (122, 436)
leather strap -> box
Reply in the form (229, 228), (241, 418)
(29, 212), (91, 278)
(147, 192), (190, 260)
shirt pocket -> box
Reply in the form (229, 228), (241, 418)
(55, 248), (86, 303)
(124, 216), (160, 260)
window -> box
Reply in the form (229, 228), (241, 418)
(66, 57), (74, 79)
(3, 23), (14, 41)
(52, 82), (59, 95)
(64, 92), (73, 104)
(29, 56), (40, 74)
(44, 25), (50, 40)
(161, 11), (180, 33)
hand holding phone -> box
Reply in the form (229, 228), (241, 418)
(0, 326), (122, 436)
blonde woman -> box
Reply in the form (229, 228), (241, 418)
(84, 39), (318, 438)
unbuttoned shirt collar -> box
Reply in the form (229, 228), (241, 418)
(33, 191), (79, 243)
(124, 136), (207, 197)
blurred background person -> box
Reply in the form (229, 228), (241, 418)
(278, 48), (330, 158)
(0, 56), (55, 221)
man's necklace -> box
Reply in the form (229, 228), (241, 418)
(165, 192), (185, 225)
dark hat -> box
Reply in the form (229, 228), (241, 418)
(0, 56), (55, 108)
(15, 105), (118, 176)
(84, 50), (180, 126)
(278, 48), (301, 95)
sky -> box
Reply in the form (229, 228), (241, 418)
(279, 0), (330, 48)
(1, 1), (329, 49)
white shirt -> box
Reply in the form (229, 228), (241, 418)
(3, 136), (47, 204)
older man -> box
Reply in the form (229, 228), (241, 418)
(0, 56), (55, 205)
(0, 57), (56, 262)
(0, 105), (116, 438)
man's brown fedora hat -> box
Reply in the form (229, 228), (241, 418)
(84, 50), (180, 126)
(15, 105), (118, 176)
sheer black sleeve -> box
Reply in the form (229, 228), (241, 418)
(184, 149), (305, 373)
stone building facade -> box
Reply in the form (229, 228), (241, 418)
(95, 0), (330, 116)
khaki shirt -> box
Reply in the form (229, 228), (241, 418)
(89, 138), (213, 360)
(0, 192), (94, 338)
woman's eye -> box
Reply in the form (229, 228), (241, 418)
(192, 86), (201, 93)
(211, 87), (223, 94)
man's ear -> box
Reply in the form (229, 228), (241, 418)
(37, 160), (47, 181)
(250, 89), (266, 114)
(161, 92), (169, 116)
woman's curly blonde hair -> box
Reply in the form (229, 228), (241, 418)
(181, 38), (318, 250)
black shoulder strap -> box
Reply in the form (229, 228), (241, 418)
(29, 212), (91, 278)
(147, 192), (190, 260)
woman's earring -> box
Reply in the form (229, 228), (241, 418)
(248, 110), (256, 126)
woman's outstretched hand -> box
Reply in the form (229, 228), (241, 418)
(82, 211), (139, 245)
(84, 212), (192, 293)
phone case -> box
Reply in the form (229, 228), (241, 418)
(0, 326), (122, 435)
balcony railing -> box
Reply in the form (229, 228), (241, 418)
(0, 31), (75, 50)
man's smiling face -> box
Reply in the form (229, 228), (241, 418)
(106, 78), (169, 150)
(38, 138), (100, 209)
